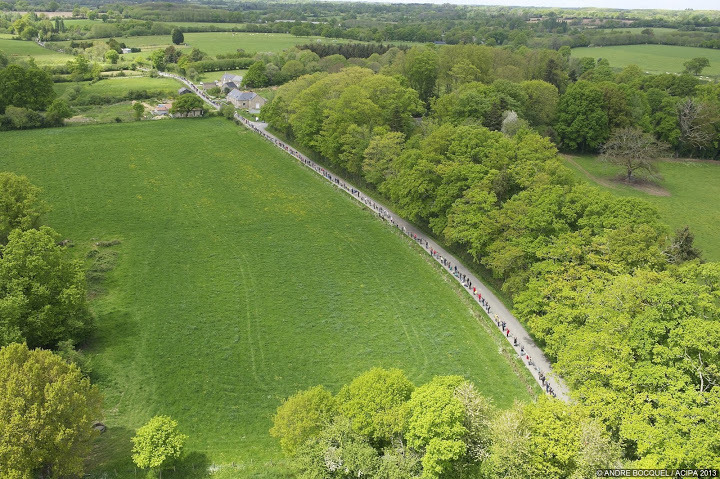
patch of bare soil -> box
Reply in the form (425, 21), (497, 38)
(609, 176), (671, 197)
(562, 155), (671, 197)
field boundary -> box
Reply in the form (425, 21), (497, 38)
(159, 71), (569, 401)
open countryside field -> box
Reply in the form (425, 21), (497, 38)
(53, 75), (181, 101)
(571, 44), (720, 75)
(563, 155), (720, 261)
(49, 32), (351, 61)
(0, 119), (536, 477)
(0, 36), (74, 65)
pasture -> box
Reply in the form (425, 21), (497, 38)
(49, 32), (349, 61)
(563, 154), (720, 262)
(0, 36), (74, 65)
(0, 119), (536, 477)
(53, 76), (181, 100)
(571, 44), (720, 76)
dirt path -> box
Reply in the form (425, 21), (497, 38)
(562, 154), (671, 197)
(165, 72), (570, 402)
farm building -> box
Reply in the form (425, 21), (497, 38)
(227, 89), (267, 111)
(178, 87), (192, 95)
(219, 73), (243, 87)
(153, 103), (171, 116)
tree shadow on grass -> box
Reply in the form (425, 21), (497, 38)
(85, 425), (135, 477)
(165, 451), (212, 479)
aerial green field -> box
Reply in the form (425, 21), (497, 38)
(0, 119), (536, 477)
(49, 32), (349, 61)
(0, 37), (74, 65)
(571, 44), (720, 76)
(563, 154), (720, 261)
(53, 76), (181, 100)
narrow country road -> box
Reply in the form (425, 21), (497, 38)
(162, 72), (570, 401)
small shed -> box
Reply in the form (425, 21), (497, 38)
(153, 103), (171, 116)
(178, 87), (192, 95)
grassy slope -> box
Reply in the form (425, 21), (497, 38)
(53, 76), (181, 99)
(563, 154), (720, 261)
(0, 119), (536, 476)
(49, 32), (350, 61)
(571, 44), (720, 76)
(0, 37), (74, 65)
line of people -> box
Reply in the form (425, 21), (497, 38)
(234, 116), (560, 399)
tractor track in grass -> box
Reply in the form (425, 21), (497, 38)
(160, 71), (570, 401)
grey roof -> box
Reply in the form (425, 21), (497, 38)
(178, 87), (191, 94)
(222, 82), (238, 91)
(227, 89), (257, 101)
(221, 73), (244, 84)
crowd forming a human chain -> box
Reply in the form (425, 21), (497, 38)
(163, 72), (560, 398)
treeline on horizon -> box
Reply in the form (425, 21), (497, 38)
(260, 42), (720, 468)
(4, 1), (720, 50)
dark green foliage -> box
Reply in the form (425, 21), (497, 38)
(683, 56), (710, 75)
(555, 81), (610, 151)
(171, 28), (184, 45)
(0, 64), (55, 114)
(244, 61), (269, 88)
(296, 43), (397, 59)
(170, 94), (204, 117)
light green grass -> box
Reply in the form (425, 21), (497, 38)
(0, 37), (74, 65)
(563, 154), (720, 261)
(54, 76), (180, 99)
(571, 44), (720, 76)
(50, 32), (350, 61)
(0, 119), (536, 477)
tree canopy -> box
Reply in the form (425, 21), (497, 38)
(0, 342), (102, 479)
(0, 226), (91, 349)
(0, 172), (48, 245)
(132, 415), (188, 478)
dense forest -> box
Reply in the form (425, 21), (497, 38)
(261, 43), (720, 468)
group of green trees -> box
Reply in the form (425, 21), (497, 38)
(0, 173), (189, 477)
(271, 368), (620, 478)
(261, 43), (718, 158)
(0, 173), (91, 349)
(0, 61), (73, 130)
(262, 48), (719, 466)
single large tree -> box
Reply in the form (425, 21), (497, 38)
(170, 94), (204, 117)
(0, 226), (91, 348)
(171, 28), (184, 45)
(683, 57), (710, 76)
(600, 127), (669, 181)
(132, 415), (188, 478)
(0, 342), (102, 478)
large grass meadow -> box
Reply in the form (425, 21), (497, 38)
(571, 44), (720, 76)
(49, 32), (349, 61)
(0, 35), (74, 65)
(563, 155), (720, 261)
(0, 119), (536, 476)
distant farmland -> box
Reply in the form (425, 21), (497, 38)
(571, 44), (720, 76)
